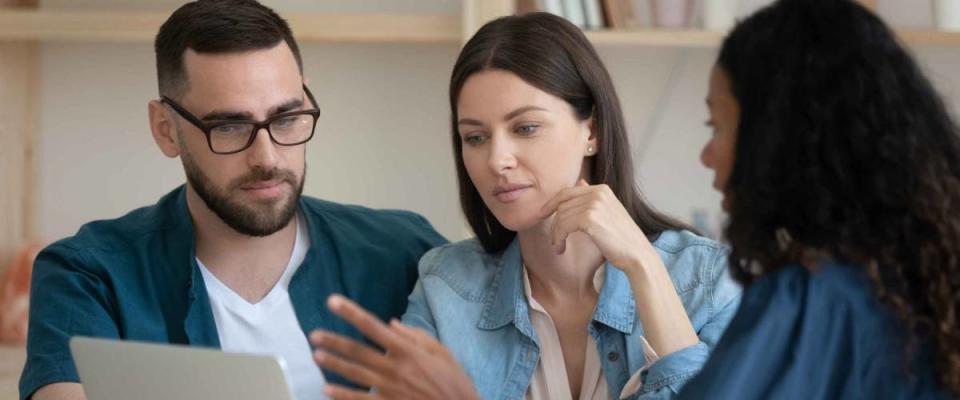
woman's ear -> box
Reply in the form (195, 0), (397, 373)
(584, 115), (598, 156)
(148, 100), (181, 158)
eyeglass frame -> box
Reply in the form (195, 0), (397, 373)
(160, 84), (321, 155)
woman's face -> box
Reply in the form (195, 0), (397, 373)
(701, 65), (740, 211)
(457, 69), (596, 232)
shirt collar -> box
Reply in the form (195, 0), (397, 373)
(478, 238), (636, 335)
(521, 262), (605, 314)
(477, 239), (530, 334)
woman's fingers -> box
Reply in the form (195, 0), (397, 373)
(310, 330), (392, 373)
(551, 201), (602, 254)
(539, 183), (594, 219)
(313, 349), (383, 389)
(387, 320), (421, 345)
(388, 320), (447, 356)
(326, 295), (407, 356)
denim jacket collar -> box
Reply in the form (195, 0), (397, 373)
(477, 238), (637, 335)
(594, 262), (637, 333)
(477, 239), (533, 335)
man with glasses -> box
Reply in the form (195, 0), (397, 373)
(19, 1), (446, 399)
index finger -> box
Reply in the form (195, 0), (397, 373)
(389, 320), (444, 355)
(327, 295), (407, 355)
(539, 181), (594, 219)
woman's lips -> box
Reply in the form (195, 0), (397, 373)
(494, 185), (532, 203)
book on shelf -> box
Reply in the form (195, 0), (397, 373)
(602, 0), (642, 29)
(516, 0), (565, 16)
(562, 0), (588, 27)
(583, 0), (604, 29)
(516, 0), (644, 31)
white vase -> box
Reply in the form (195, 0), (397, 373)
(703, 0), (739, 30)
(933, 0), (960, 31)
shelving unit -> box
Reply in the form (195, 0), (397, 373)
(0, 9), (462, 43)
(0, 0), (38, 284)
(0, 3), (472, 281)
(0, 0), (959, 393)
(2, 0), (960, 282)
(3, 6), (960, 46)
(585, 28), (960, 47)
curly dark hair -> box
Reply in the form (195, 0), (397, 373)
(718, 0), (960, 393)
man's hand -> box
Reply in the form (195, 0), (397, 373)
(309, 295), (478, 400)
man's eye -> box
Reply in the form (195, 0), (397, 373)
(212, 124), (248, 135)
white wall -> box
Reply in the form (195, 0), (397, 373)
(37, 42), (467, 241)
(34, 0), (960, 243)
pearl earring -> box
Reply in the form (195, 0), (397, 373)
(587, 145), (595, 155)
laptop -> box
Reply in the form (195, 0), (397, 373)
(69, 336), (295, 400)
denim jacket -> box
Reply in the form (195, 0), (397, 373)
(402, 230), (741, 400)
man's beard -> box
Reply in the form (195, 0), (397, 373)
(180, 145), (304, 237)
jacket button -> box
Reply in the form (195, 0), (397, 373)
(607, 352), (619, 362)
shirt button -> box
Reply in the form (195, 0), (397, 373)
(607, 352), (619, 362)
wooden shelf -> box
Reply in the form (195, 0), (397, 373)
(0, 9), (462, 44)
(0, 10), (719, 46)
(898, 29), (960, 46)
(5, 9), (957, 47)
(586, 29), (723, 47)
(585, 28), (960, 48)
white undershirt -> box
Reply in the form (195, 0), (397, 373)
(197, 214), (327, 400)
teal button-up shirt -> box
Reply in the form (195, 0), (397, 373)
(20, 186), (447, 399)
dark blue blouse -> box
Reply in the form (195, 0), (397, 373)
(678, 262), (951, 399)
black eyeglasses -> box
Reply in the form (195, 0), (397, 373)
(161, 85), (321, 155)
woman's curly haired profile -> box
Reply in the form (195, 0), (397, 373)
(718, 0), (960, 393)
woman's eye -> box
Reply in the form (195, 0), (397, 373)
(516, 124), (539, 135)
(464, 134), (486, 145)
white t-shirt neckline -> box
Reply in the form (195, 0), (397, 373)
(198, 215), (306, 314)
(197, 213), (327, 400)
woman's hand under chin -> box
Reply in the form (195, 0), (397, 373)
(538, 179), (662, 277)
(538, 179), (700, 357)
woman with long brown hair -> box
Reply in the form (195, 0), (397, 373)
(308, 11), (740, 400)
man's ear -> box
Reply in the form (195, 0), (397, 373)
(149, 100), (180, 158)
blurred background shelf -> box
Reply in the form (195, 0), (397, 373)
(586, 28), (960, 47)
(1, 1), (959, 399)
(898, 29), (960, 46)
(3, 9), (959, 47)
(0, 9), (462, 43)
(586, 29), (722, 47)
